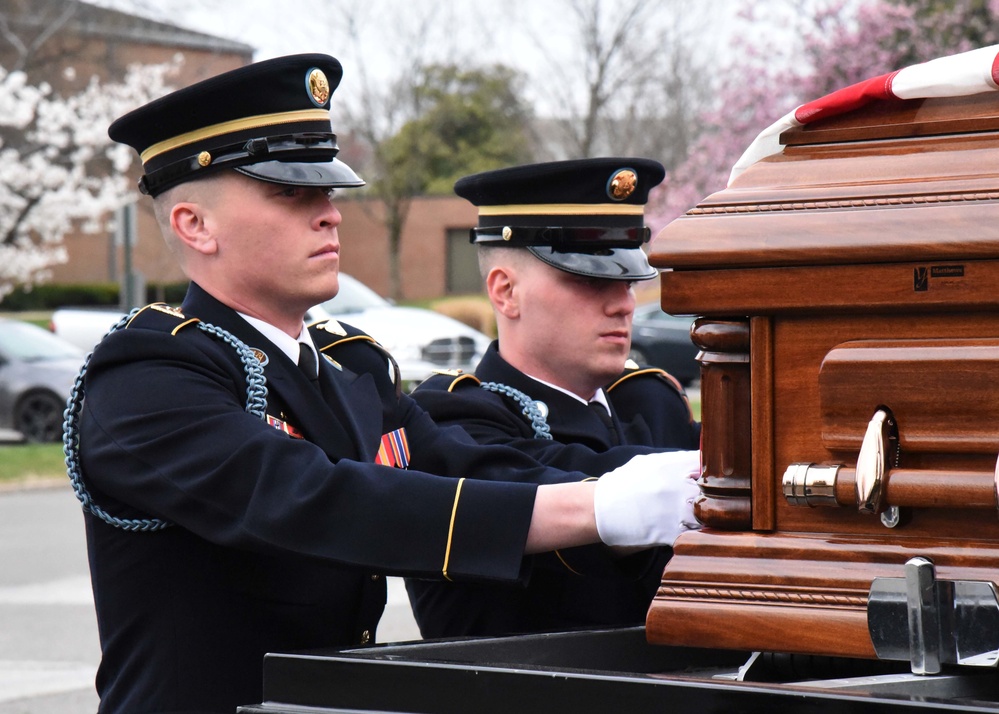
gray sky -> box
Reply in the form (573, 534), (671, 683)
(90, 0), (787, 116)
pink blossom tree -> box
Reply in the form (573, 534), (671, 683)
(648, 0), (999, 231)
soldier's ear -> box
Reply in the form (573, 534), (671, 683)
(485, 265), (519, 319)
(170, 201), (217, 257)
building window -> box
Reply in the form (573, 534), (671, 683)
(446, 228), (481, 294)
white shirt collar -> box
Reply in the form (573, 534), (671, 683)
(526, 374), (610, 411)
(237, 312), (317, 372)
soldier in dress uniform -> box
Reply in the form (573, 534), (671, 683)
(70, 55), (701, 713)
(407, 158), (701, 638)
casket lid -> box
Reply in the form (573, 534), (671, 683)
(651, 92), (999, 272)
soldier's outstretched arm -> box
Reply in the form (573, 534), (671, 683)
(526, 450), (701, 554)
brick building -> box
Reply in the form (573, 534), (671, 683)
(0, 1), (481, 303)
(334, 196), (481, 299)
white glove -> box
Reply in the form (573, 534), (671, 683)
(593, 450), (702, 547)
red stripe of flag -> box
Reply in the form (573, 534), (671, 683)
(794, 70), (899, 124)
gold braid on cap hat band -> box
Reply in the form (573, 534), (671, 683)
(140, 108), (332, 164)
(478, 203), (645, 217)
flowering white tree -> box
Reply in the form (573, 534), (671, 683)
(0, 57), (179, 301)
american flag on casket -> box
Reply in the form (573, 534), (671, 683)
(728, 43), (999, 186)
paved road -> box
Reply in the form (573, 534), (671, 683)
(0, 484), (421, 713)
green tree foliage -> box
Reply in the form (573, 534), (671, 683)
(365, 62), (533, 298)
(375, 63), (534, 198)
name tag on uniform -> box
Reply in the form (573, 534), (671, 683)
(375, 428), (410, 468)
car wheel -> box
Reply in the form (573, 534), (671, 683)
(14, 390), (65, 443)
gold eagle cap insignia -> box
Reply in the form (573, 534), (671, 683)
(307, 68), (330, 106)
(607, 169), (638, 201)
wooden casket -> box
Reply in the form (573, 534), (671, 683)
(647, 91), (999, 669)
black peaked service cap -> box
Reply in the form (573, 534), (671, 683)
(455, 157), (665, 280)
(109, 53), (364, 197)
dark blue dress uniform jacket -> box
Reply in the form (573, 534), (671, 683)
(78, 284), (590, 714)
(407, 341), (700, 638)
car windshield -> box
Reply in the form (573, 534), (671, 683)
(0, 320), (83, 362)
(315, 274), (389, 314)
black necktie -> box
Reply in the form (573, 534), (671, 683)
(298, 343), (320, 386)
(589, 401), (619, 446)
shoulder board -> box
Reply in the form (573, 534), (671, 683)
(308, 319), (403, 396)
(415, 371), (479, 393)
(309, 317), (348, 337)
(445, 372), (481, 392)
(125, 303), (201, 335)
(607, 366), (685, 395)
(308, 318), (372, 347)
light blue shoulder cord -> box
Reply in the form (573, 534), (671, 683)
(62, 310), (268, 531)
(478, 381), (552, 440)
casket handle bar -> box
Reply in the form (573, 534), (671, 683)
(868, 557), (999, 672)
(783, 406), (999, 525)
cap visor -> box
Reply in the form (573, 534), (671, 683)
(527, 246), (657, 280)
(235, 158), (365, 188)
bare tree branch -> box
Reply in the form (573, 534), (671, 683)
(517, 0), (716, 162)
(0, 0), (83, 71)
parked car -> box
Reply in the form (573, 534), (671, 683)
(307, 274), (491, 390)
(0, 318), (85, 442)
(629, 302), (700, 386)
(50, 274), (491, 391)
(49, 307), (124, 351)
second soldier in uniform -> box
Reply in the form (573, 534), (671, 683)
(408, 158), (701, 638)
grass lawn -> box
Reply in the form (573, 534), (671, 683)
(0, 442), (67, 485)
(0, 310), (52, 328)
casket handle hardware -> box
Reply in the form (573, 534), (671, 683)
(855, 406), (899, 515)
(783, 406), (999, 523)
